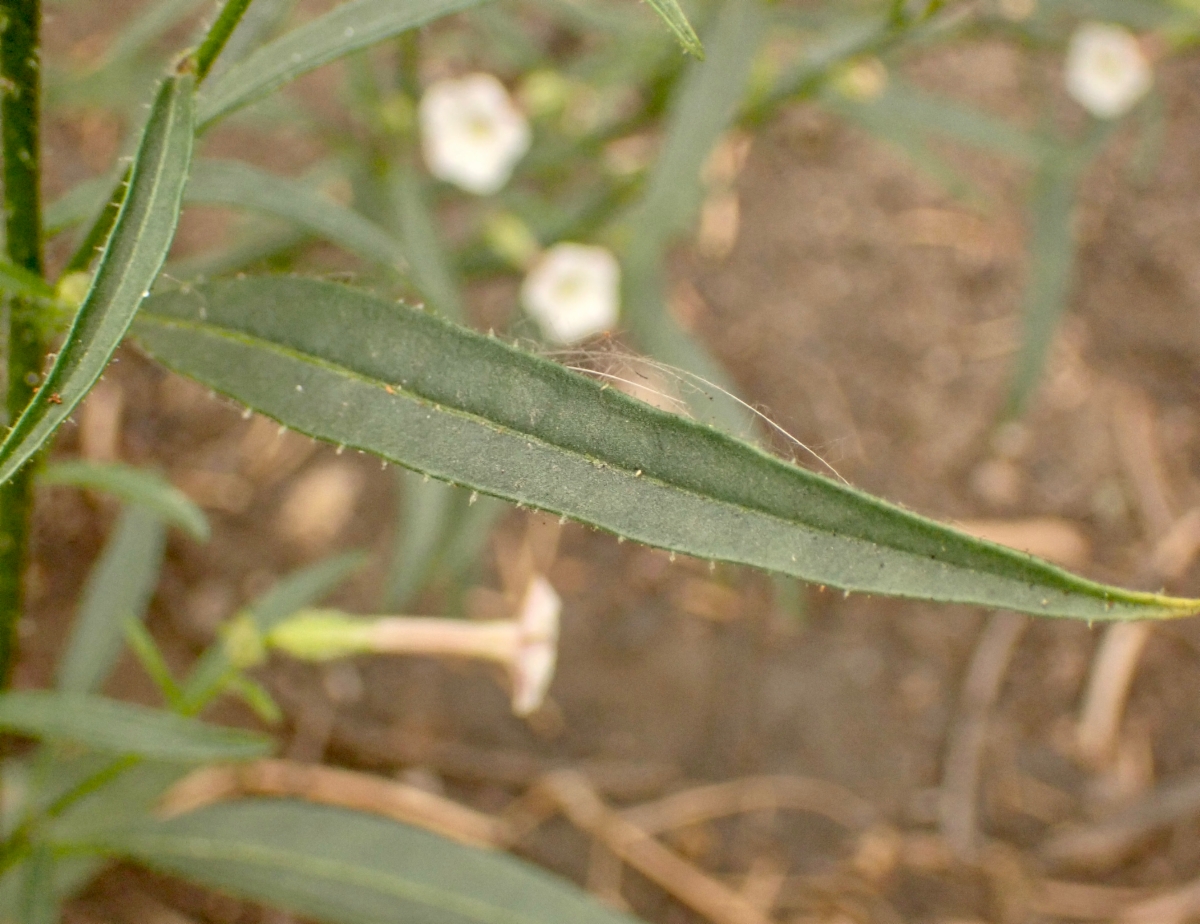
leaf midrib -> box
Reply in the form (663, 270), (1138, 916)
(137, 309), (1141, 611)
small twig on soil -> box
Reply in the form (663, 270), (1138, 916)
(1076, 621), (1153, 767)
(1041, 764), (1200, 870)
(327, 713), (679, 797)
(1111, 385), (1176, 540)
(939, 610), (1028, 859)
(739, 854), (787, 914)
(586, 839), (629, 910)
(1073, 387), (1182, 776)
(579, 774), (876, 907)
(534, 770), (775, 924)
(159, 759), (501, 848)
(1027, 879), (1152, 921)
(1119, 874), (1200, 924)
(1150, 507), (1200, 581)
(623, 775), (877, 835)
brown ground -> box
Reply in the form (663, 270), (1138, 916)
(30, 3), (1200, 923)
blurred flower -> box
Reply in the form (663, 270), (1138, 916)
(521, 243), (620, 344)
(1065, 23), (1152, 118)
(484, 212), (541, 269)
(518, 69), (572, 119)
(419, 73), (530, 195)
(830, 56), (887, 101)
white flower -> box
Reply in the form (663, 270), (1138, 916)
(419, 73), (531, 195)
(521, 243), (620, 344)
(1065, 23), (1152, 119)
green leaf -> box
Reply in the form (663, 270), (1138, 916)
(123, 618), (185, 708)
(620, 1), (766, 433)
(249, 551), (369, 630)
(93, 799), (642, 924)
(819, 88), (980, 203)
(0, 855), (101, 922)
(187, 160), (408, 274)
(620, 252), (752, 436)
(133, 276), (1200, 622)
(45, 173), (115, 237)
(628, 1), (764, 247)
(0, 75), (195, 487)
(390, 166), (465, 322)
(41, 460), (209, 541)
(863, 78), (1047, 163)
(19, 846), (57, 924)
(644, 0), (704, 57)
(0, 258), (57, 302)
(0, 692), (271, 762)
(386, 470), (460, 609)
(56, 506), (166, 695)
(196, 0), (487, 130)
(1006, 152), (1080, 415)
(179, 552), (367, 712)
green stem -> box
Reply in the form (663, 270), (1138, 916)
(0, 0), (45, 689)
(190, 0), (256, 81)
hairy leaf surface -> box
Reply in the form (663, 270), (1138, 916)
(133, 277), (1200, 622)
(0, 75), (194, 486)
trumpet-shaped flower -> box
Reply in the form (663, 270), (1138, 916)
(521, 243), (620, 344)
(265, 575), (562, 716)
(419, 73), (531, 195)
(1065, 23), (1152, 119)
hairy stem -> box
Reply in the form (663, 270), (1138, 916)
(0, 0), (45, 688)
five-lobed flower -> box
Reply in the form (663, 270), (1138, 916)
(1065, 22), (1152, 119)
(419, 73), (531, 195)
(521, 243), (620, 345)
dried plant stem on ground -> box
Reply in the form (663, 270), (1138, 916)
(160, 759), (501, 848)
(1041, 764), (1200, 869)
(622, 775), (877, 834)
(940, 610), (1028, 859)
(1076, 621), (1153, 767)
(534, 770), (775, 924)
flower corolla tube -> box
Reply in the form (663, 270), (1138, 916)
(521, 243), (620, 344)
(1065, 22), (1152, 119)
(419, 73), (531, 195)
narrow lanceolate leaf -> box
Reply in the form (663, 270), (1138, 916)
(196, 0), (486, 129)
(134, 277), (1200, 622)
(41, 460), (209, 541)
(0, 76), (195, 488)
(621, 0), (766, 433)
(1007, 152), (1080, 415)
(92, 799), (642, 924)
(0, 691), (270, 762)
(186, 160), (408, 274)
(56, 506), (166, 695)
(644, 0), (704, 57)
